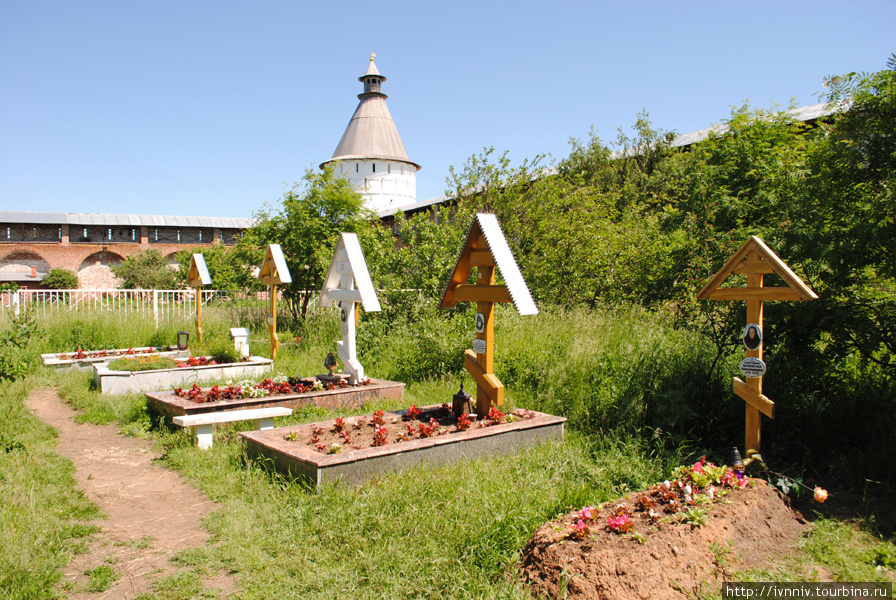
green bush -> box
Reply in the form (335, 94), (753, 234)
(0, 310), (38, 381)
(358, 300), (470, 382)
(208, 341), (239, 365)
(41, 268), (79, 290)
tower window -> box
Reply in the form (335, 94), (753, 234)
(372, 163), (376, 173)
(388, 164), (391, 174)
(356, 163), (359, 173)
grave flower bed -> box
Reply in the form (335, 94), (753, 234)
(145, 374), (405, 422)
(521, 457), (831, 600)
(58, 347), (156, 360)
(171, 374), (374, 404)
(560, 457), (751, 544)
(93, 354), (273, 395)
(42, 346), (187, 370)
(240, 404), (566, 487)
(287, 404), (534, 454)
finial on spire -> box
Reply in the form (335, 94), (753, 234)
(370, 53), (376, 62)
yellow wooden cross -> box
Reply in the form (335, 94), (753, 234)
(697, 236), (817, 452)
(187, 254), (211, 343)
(259, 244), (292, 361)
(440, 214), (537, 417)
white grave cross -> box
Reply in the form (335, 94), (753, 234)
(319, 233), (381, 384)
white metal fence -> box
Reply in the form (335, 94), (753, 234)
(1, 289), (325, 328)
(2, 289), (203, 325)
(0, 289), (322, 328)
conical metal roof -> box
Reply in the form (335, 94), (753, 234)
(322, 57), (420, 169)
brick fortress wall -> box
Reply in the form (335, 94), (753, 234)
(0, 224), (242, 289)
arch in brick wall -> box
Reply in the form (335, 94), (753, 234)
(165, 252), (182, 270)
(0, 250), (50, 274)
(78, 251), (124, 289)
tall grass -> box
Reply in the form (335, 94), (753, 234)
(0, 378), (103, 599)
(496, 305), (739, 448)
(4, 304), (894, 598)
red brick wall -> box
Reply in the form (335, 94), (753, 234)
(0, 240), (221, 289)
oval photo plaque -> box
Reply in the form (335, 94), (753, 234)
(742, 323), (763, 351)
(739, 357), (767, 378)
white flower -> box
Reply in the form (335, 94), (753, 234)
(662, 480), (671, 489)
(683, 484), (692, 495)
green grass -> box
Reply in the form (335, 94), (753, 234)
(107, 355), (178, 371)
(0, 378), (105, 600)
(3, 307), (895, 599)
(84, 564), (118, 593)
(155, 427), (673, 599)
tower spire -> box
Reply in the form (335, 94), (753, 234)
(321, 55), (420, 213)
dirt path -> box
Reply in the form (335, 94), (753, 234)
(26, 389), (235, 599)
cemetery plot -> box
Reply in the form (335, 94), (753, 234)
(145, 377), (405, 424)
(42, 346), (188, 370)
(241, 404), (566, 487)
(93, 356), (274, 395)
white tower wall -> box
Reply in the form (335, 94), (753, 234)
(332, 159), (417, 213)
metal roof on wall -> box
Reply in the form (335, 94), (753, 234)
(0, 212), (254, 228)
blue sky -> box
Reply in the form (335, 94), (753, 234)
(1, 1), (893, 218)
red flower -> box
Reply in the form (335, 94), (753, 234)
(455, 413), (472, 432)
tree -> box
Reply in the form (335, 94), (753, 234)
(173, 243), (259, 291)
(239, 166), (376, 320)
(111, 250), (180, 289)
(42, 268), (79, 289)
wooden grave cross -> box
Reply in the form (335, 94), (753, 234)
(187, 254), (212, 343)
(439, 213), (538, 417)
(319, 232), (381, 384)
(258, 244), (292, 361)
(697, 236), (817, 453)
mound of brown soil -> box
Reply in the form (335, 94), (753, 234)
(521, 480), (807, 600)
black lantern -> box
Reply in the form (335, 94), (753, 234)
(727, 447), (745, 471)
(324, 352), (338, 376)
(452, 382), (472, 417)
(177, 331), (190, 350)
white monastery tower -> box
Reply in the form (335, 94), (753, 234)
(321, 55), (420, 213)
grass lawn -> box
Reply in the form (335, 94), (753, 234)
(2, 310), (894, 599)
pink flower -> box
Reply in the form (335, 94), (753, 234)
(813, 487), (828, 503)
(577, 505), (596, 521)
(692, 456), (706, 474)
(606, 514), (633, 533)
